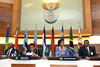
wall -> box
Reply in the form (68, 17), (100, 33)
(20, 0), (84, 30)
(0, 0), (13, 3)
(0, 2), (12, 36)
(91, 0), (100, 35)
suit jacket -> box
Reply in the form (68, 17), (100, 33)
(5, 48), (21, 56)
(79, 46), (96, 58)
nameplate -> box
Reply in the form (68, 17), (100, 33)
(59, 56), (77, 61)
(15, 56), (30, 60)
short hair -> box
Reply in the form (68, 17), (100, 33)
(8, 43), (14, 47)
(29, 43), (35, 48)
(28, 43), (35, 52)
(58, 39), (64, 46)
(84, 40), (89, 43)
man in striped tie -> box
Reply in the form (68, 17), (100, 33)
(5, 43), (20, 57)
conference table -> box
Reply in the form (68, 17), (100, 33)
(0, 57), (100, 67)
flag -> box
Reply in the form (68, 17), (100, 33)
(33, 26), (38, 48)
(50, 27), (55, 56)
(15, 25), (18, 49)
(45, 45), (49, 56)
(61, 25), (64, 40)
(42, 26), (46, 57)
(23, 28), (28, 52)
(69, 26), (74, 56)
(4, 25), (9, 51)
(78, 26), (83, 53)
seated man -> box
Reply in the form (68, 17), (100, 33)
(79, 40), (96, 58)
(4, 43), (20, 57)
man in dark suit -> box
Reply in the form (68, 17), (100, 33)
(4, 43), (21, 57)
(79, 40), (96, 58)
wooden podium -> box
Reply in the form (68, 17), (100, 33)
(94, 66), (100, 67)
(12, 64), (35, 67)
(86, 56), (100, 60)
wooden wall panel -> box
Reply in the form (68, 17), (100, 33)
(51, 65), (77, 67)
(0, 2), (12, 36)
(91, 0), (100, 34)
(12, 64), (35, 67)
(0, 44), (5, 54)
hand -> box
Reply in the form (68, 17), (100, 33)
(33, 53), (38, 56)
(23, 52), (26, 55)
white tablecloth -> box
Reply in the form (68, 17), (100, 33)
(0, 59), (100, 67)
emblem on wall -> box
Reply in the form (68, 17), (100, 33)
(42, 0), (60, 24)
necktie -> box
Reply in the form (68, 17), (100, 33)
(7, 49), (12, 56)
(87, 47), (90, 56)
(7, 50), (10, 56)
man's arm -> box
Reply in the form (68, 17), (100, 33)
(79, 47), (83, 56)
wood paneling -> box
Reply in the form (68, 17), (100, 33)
(91, 0), (100, 34)
(0, 2), (12, 36)
(51, 65), (77, 67)
(11, 0), (21, 35)
(0, 44), (5, 54)
(12, 64), (35, 67)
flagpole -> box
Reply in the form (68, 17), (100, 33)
(62, 23), (64, 26)
(35, 24), (38, 56)
(43, 25), (45, 59)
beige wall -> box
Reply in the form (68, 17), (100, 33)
(20, 0), (84, 30)
(0, 0), (13, 3)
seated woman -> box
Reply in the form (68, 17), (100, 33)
(55, 39), (69, 57)
(25, 44), (39, 56)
